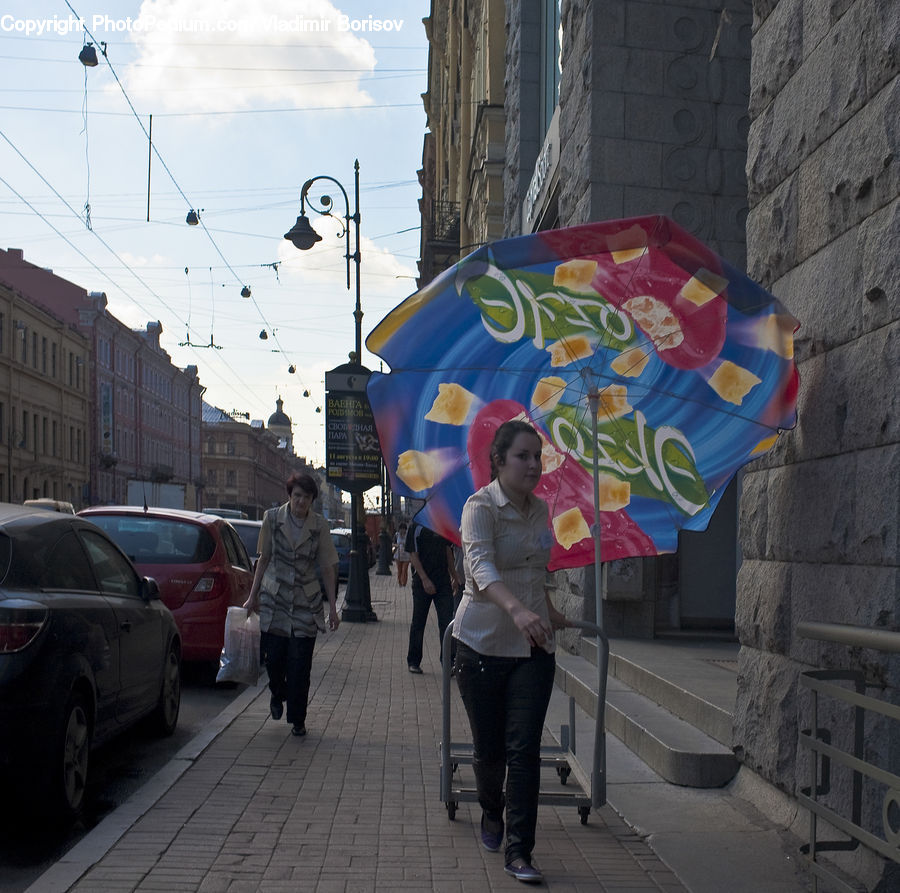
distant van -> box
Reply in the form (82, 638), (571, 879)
(202, 507), (248, 520)
(24, 498), (76, 514)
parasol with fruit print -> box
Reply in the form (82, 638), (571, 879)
(365, 216), (799, 612)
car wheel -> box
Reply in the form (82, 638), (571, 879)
(51, 691), (92, 818)
(149, 641), (181, 736)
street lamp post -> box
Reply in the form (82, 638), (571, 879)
(285, 160), (374, 623)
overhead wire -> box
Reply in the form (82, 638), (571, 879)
(57, 1), (309, 390)
(0, 127), (314, 408)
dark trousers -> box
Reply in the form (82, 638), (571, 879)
(406, 578), (454, 668)
(455, 641), (556, 864)
(261, 630), (316, 727)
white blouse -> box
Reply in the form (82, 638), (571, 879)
(453, 478), (554, 657)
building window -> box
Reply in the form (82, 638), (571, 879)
(540, 0), (562, 137)
(41, 337), (47, 373)
(226, 440), (236, 456)
(51, 343), (57, 378)
(226, 470), (236, 487)
(32, 333), (38, 369)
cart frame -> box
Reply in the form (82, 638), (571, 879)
(440, 619), (609, 825)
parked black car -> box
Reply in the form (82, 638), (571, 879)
(0, 504), (181, 818)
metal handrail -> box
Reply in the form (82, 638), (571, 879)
(797, 621), (900, 654)
(797, 622), (900, 893)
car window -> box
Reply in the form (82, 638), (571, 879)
(221, 524), (250, 570)
(0, 533), (11, 583)
(38, 529), (98, 591)
(231, 523), (261, 558)
(86, 515), (215, 565)
(80, 530), (141, 597)
(2, 522), (93, 590)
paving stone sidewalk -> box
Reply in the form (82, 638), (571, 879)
(57, 572), (687, 892)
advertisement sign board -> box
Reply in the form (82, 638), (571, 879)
(325, 363), (381, 494)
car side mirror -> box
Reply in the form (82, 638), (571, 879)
(141, 576), (161, 601)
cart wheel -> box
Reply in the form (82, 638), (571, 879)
(557, 766), (571, 785)
(446, 801), (457, 820)
(579, 806), (590, 825)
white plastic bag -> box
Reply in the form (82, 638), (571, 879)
(216, 606), (260, 685)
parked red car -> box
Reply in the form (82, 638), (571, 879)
(78, 507), (253, 665)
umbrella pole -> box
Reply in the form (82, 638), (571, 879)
(587, 386), (605, 631)
(587, 384), (608, 810)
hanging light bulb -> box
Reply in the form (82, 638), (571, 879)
(186, 209), (200, 225)
(259, 329), (268, 340)
(79, 43), (99, 67)
(315, 406), (322, 413)
(241, 286), (251, 298)
(288, 365), (296, 374)
(303, 389), (310, 398)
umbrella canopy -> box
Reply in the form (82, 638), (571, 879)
(366, 216), (798, 571)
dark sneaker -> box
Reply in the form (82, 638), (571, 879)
(291, 724), (306, 737)
(408, 665), (423, 674)
(504, 858), (543, 884)
(270, 697), (283, 720)
(480, 813), (503, 852)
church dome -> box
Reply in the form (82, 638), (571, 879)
(267, 396), (291, 428)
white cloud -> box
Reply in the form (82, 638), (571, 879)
(118, 0), (377, 113)
(276, 230), (415, 299)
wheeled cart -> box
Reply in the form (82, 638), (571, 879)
(440, 619), (608, 825)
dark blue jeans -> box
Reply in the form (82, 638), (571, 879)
(406, 578), (454, 668)
(261, 631), (316, 727)
(454, 641), (556, 863)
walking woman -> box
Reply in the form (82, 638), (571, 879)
(244, 472), (339, 737)
(394, 521), (410, 586)
(453, 420), (570, 884)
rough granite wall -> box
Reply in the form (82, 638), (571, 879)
(558, 0), (752, 268)
(504, 0), (543, 235)
(738, 0), (899, 861)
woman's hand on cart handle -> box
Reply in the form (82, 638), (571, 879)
(511, 604), (554, 648)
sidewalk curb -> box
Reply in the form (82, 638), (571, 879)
(24, 677), (269, 893)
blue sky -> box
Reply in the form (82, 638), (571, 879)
(0, 0), (428, 476)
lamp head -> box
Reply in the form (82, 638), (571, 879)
(186, 209), (200, 226)
(79, 44), (99, 67)
(240, 285), (251, 298)
(284, 214), (322, 251)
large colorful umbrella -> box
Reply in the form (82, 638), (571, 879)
(366, 216), (798, 572)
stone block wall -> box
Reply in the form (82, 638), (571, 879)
(504, 0), (544, 235)
(557, 0), (753, 268)
(739, 0), (899, 870)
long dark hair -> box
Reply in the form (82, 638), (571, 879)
(286, 471), (319, 500)
(489, 420), (540, 480)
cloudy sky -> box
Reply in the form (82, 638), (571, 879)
(0, 0), (428, 481)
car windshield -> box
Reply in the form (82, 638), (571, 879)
(331, 533), (351, 552)
(86, 516), (216, 565)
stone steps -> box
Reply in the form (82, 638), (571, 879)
(554, 638), (740, 788)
